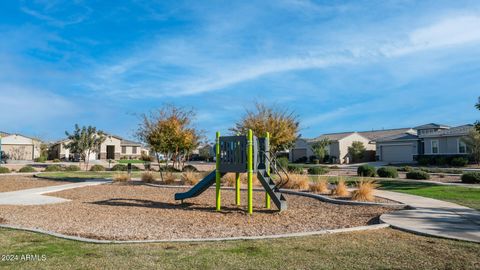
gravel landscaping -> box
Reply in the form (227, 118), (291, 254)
(0, 175), (71, 193)
(0, 183), (396, 241)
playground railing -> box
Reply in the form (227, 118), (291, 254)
(260, 151), (290, 189)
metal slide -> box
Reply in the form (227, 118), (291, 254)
(174, 170), (225, 200)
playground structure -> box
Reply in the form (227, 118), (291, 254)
(175, 129), (288, 214)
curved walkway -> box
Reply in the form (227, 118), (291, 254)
(377, 190), (480, 243)
(0, 180), (108, 205)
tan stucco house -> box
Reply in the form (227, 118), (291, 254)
(0, 132), (42, 161)
(290, 127), (414, 164)
(50, 134), (147, 161)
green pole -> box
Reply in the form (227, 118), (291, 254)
(216, 131), (221, 211)
(247, 129), (253, 214)
(265, 132), (271, 209)
(0, 136), (2, 165)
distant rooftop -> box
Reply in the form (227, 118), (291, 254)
(311, 127), (414, 142)
(413, 123), (450, 130)
(420, 124), (474, 137)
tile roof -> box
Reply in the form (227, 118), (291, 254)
(312, 132), (356, 142)
(413, 123), (450, 130)
(420, 124), (474, 137)
(121, 139), (142, 146)
(375, 133), (419, 142)
(358, 128), (414, 140)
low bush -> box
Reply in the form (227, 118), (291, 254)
(113, 173), (129, 182)
(65, 165), (81, 171)
(406, 170), (430, 180)
(357, 165), (376, 177)
(312, 159), (320, 164)
(141, 172), (156, 183)
(461, 172), (480, 184)
(294, 156), (308, 163)
(402, 166), (413, 172)
(417, 156), (431, 166)
(450, 157), (468, 167)
(283, 173), (309, 190)
(163, 172), (176, 185)
(111, 164), (127, 171)
(435, 156), (448, 166)
(351, 181), (378, 202)
(159, 166), (181, 172)
(287, 165), (304, 174)
(377, 167), (398, 178)
(182, 165), (198, 172)
(89, 165), (105, 172)
(52, 158), (61, 163)
(309, 178), (329, 194)
(332, 178), (349, 197)
(0, 167), (10, 173)
(44, 165), (63, 172)
(181, 171), (199, 185)
(276, 157), (289, 169)
(307, 166), (329, 175)
(330, 165), (339, 169)
(19, 166), (36, 173)
(223, 173), (237, 187)
(34, 156), (46, 163)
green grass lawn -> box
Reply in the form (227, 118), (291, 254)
(0, 228), (478, 269)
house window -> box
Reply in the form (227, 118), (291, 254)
(431, 140), (439, 154)
(121, 146), (126, 154)
(458, 140), (467, 154)
(132, 146), (137, 154)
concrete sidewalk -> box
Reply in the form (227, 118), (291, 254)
(377, 190), (480, 243)
(0, 180), (108, 205)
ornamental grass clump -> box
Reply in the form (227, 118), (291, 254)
(309, 177), (329, 194)
(141, 172), (156, 183)
(284, 173), (309, 190)
(223, 173), (237, 187)
(351, 180), (378, 202)
(113, 173), (129, 183)
(332, 177), (349, 197)
(164, 172), (176, 185)
(181, 171), (199, 185)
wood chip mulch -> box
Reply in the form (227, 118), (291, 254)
(0, 176), (71, 193)
(0, 184), (396, 240)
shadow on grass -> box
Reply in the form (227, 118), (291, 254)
(90, 198), (276, 214)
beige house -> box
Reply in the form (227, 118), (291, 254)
(0, 132), (42, 161)
(290, 127), (414, 164)
(50, 134), (147, 161)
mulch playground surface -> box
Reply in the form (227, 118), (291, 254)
(0, 183), (396, 241)
(0, 175), (71, 193)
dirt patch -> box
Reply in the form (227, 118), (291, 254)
(0, 184), (396, 241)
(0, 175), (71, 193)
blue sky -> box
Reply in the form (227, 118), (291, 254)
(0, 0), (479, 142)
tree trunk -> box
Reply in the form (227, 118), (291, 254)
(85, 150), (90, 171)
(156, 152), (164, 182)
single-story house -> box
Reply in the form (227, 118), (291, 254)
(375, 123), (473, 163)
(0, 132), (42, 161)
(50, 134), (147, 161)
(290, 127), (413, 164)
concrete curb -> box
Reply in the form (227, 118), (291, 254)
(0, 223), (390, 244)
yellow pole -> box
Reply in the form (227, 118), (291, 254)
(216, 131), (221, 211)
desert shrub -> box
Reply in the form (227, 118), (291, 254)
(65, 165), (81, 171)
(287, 165), (304, 174)
(461, 172), (480, 184)
(0, 167), (10, 173)
(357, 165), (376, 177)
(309, 178), (329, 194)
(19, 166), (36, 173)
(283, 173), (309, 190)
(182, 165), (198, 172)
(34, 156), (46, 163)
(44, 165), (63, 172)
(406, 170), (430, 180)
(307, 166), (329, 175)
(276, 157), (289, 169)
(89, 165), (105, 172)
(181, 171), (200, 185)
(435, 156), (448, 166)
(140, 152), (153, 162)
(141, 172), (156, 183)
(377, 167), (398, 178)
(113, 173), (129, 182)
(312, 159), (320, 164)
(111, 164), (127, 171)
(450, 157), (468, 167)
(52, 158), (61, 163)
(332, 178), (349, 197)
(402, 166), (413, 172)
(351, 181), (378, 202)
(223, 173), (237, 187)
(163, 172), (176, 185)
